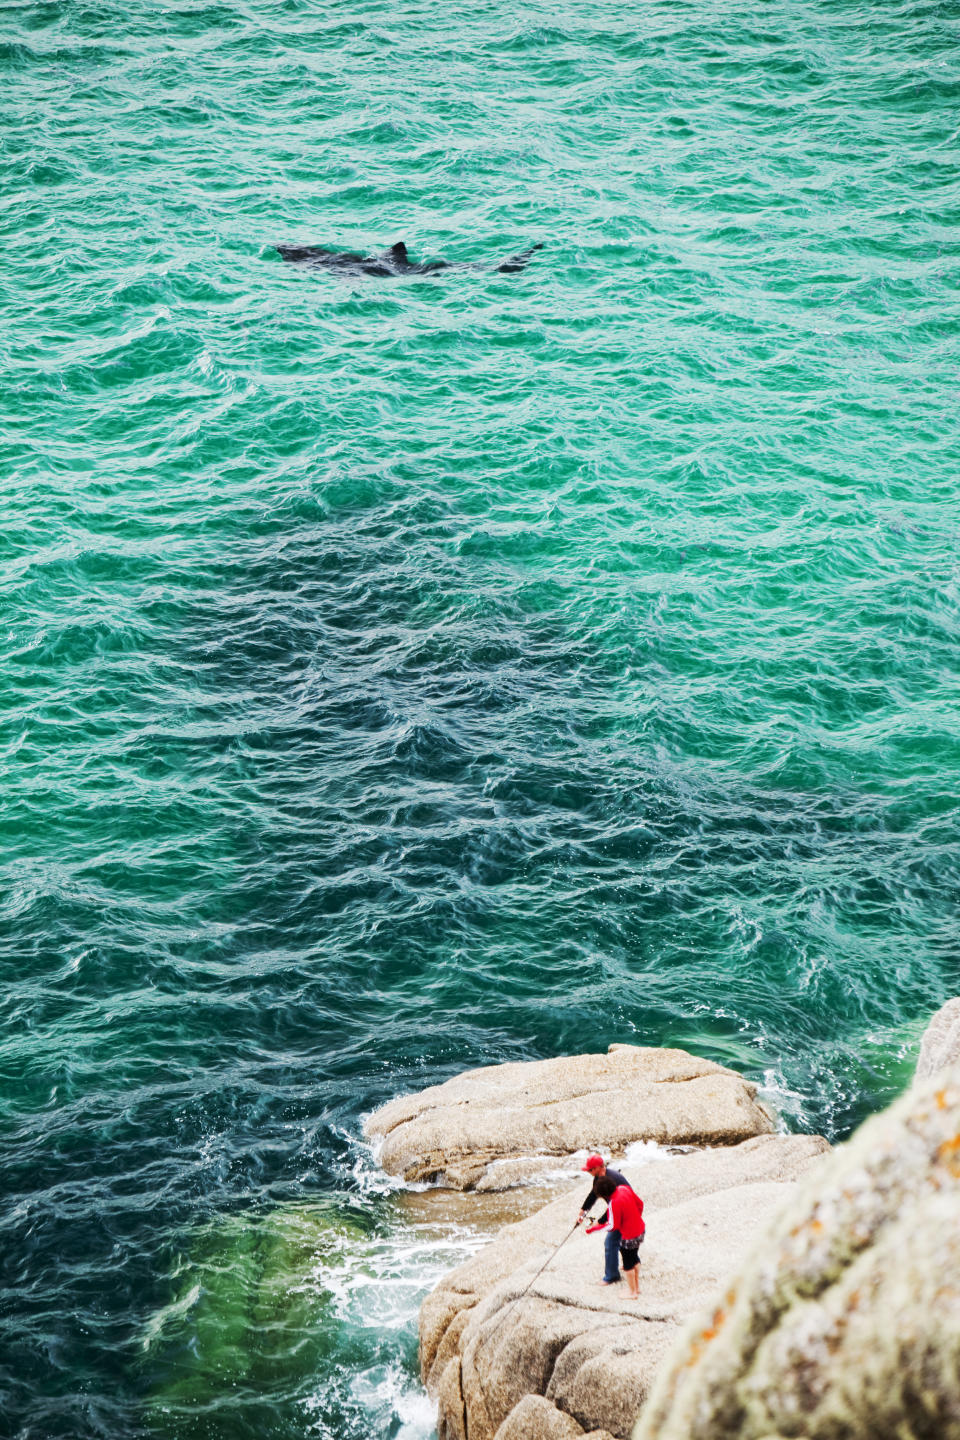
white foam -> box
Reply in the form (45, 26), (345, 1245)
(295, 1161), (487, 1440)
(349, 1363), (437, 1439)
(757, 1066), (809, 1132)
(343, 1122), (443, 1197)
(304, 1360), (436, 1440)
(622, 1139), (667, 1166)
(296, 1223), (488, 1332)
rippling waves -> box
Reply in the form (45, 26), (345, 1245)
(2, 0), (960, 1434)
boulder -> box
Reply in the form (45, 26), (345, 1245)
(419, 1133), (829, 1440)
(915, 997), (960, 1082)
(633, 1064), (960, 1440)
(366, 1045), (775, 1188)
(492, 1395), (614, 1440)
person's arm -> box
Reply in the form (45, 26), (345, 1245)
(578, 1184), (598, 1223)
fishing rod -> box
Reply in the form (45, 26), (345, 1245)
(486, 1211), (666, 1334)
(485, 1216), (582, 1338)
(469, 1214), (582, 1424)
(473, 1206), (671, 1432)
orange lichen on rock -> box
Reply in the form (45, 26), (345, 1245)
(633, 1057), (960, 1440)
(935, 1133), (960, 1177)
(700, 1308), (727, 1344)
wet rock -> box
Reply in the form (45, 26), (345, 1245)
(366, 1045), (775, 1188)
(420, 1133), (828, 1440)
(392, 1180), (570, 1232)
(476, 1155), (586, 1193)
(915, 997), (960, 1082)
(633, 1064), (960, 1440)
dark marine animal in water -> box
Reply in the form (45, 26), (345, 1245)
(276, 240), (544, 277)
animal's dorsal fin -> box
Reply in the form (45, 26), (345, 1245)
(388, 241), (408, 263)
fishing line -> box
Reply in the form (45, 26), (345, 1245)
(491, 1217), (581, 1334)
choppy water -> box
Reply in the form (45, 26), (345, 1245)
(3, 0), (960, 1434)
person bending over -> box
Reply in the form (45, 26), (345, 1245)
(609, 1182), (645, 1297)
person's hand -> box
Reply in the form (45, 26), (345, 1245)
(576, 1210), (587, 1226)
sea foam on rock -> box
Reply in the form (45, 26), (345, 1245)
(365, 1044), (775, 1189)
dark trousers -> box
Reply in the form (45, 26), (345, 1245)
(604, 1227), (622, 1282)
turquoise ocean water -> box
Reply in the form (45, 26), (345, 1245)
(3, 0), (960, 1434)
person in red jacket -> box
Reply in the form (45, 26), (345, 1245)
(609, 1183), (645, 1296)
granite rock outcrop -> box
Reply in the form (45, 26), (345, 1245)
(366, 1044), (775, 1188)
(915, 997), (960, 1083)
(420, 1133), (829, 1440)
(633, 1062), (960, 1440)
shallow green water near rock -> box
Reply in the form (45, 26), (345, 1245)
(2, 0), (960, 1434)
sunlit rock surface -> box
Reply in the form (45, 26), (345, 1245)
(418, 1134), (828, 1440)
(633, 1064), (960, 1440)
(366, 1044), (775, 1188)
(915, 997), (960, 1083)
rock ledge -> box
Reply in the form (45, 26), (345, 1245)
(366, 1044), (775, 1188)
(420, 1133), (830, 1440)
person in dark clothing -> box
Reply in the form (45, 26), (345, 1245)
(576, 1154), (634, 1285)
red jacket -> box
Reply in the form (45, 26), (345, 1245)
(610, 1184), (645, 1240)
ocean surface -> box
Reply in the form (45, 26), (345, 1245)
(3, 0), (960, 1434)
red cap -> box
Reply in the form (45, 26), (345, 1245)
(581, 1154), (605, 1173)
